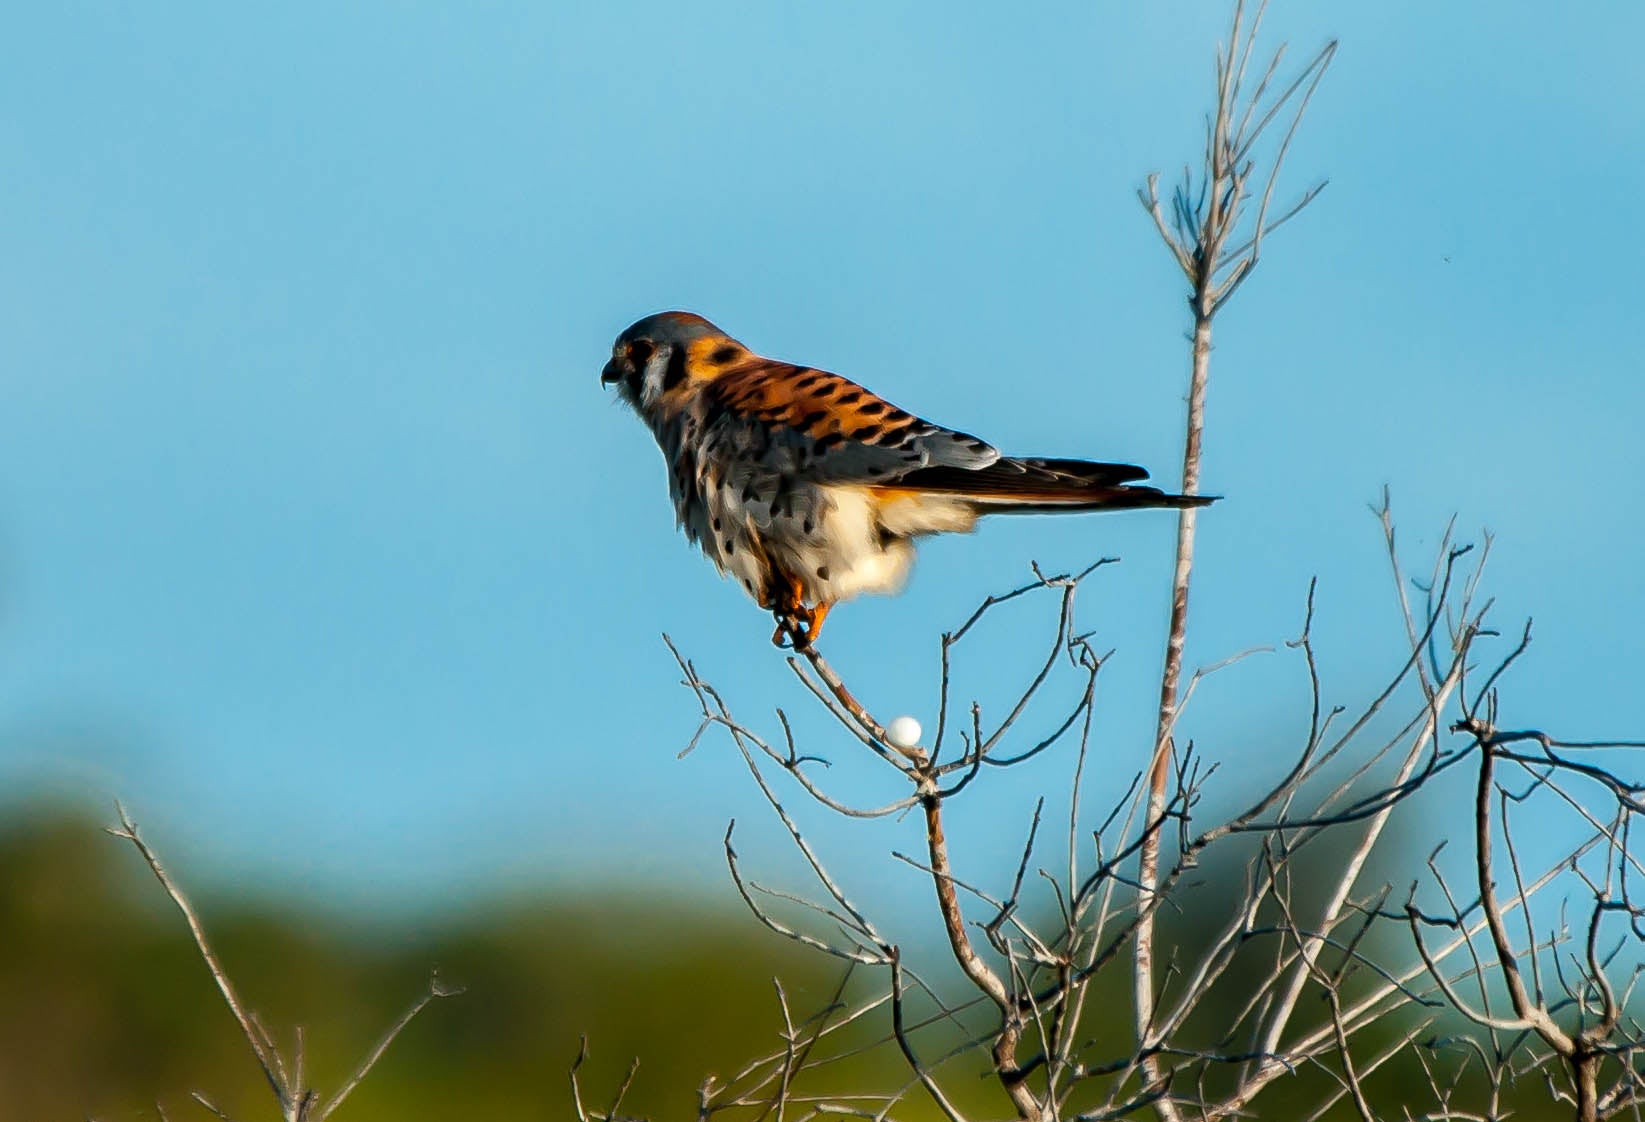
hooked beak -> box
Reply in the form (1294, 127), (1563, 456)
(600, 358), (623, 386)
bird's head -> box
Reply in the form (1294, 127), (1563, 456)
(601, 311), (747, 415)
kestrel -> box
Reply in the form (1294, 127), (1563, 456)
(602, 311), (1210, 649)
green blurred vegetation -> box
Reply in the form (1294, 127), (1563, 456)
(0, 802), (1606, 1121)
(2, 804), (898, 1120)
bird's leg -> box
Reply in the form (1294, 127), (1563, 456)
(798, 600), (833, 646)
(767, 573), (809, 649)
(774, 601), (834, 652)
(762, 572), (837, 650)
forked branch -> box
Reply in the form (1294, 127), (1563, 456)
(109, 803), (458, 1122)
(1134, 5), (1336, 1117)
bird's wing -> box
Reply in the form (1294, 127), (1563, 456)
(702, 358), (1000, 486)
(890, 456), (1207, 512)
(698, 356), (1205, 534)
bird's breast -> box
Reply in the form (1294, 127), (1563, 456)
(661, 399), (984, 609)
(768, 485), (980, 605)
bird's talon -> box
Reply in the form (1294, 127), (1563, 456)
(770, 612), (806, 649)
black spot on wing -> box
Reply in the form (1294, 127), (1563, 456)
(867, 418), (919, 446)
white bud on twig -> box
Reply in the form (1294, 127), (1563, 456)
(885, 716), (922, 750)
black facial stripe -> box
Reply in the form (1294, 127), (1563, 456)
(662, 347), (689, 392)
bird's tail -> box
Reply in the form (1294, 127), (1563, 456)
(895, 456), (1214, 514)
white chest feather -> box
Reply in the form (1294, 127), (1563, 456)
(798, 486), (914, 602)
(695, 482), (979, 606)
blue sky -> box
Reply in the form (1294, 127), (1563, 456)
(2, 1), (1642, 923)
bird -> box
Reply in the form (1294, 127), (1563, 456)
(602, 311), (1211, 649)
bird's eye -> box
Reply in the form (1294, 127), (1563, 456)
(628, 339), (655, 366)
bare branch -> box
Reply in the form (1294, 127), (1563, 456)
(108, 803), (289, 1112)
(314, 970), (461, 1121)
